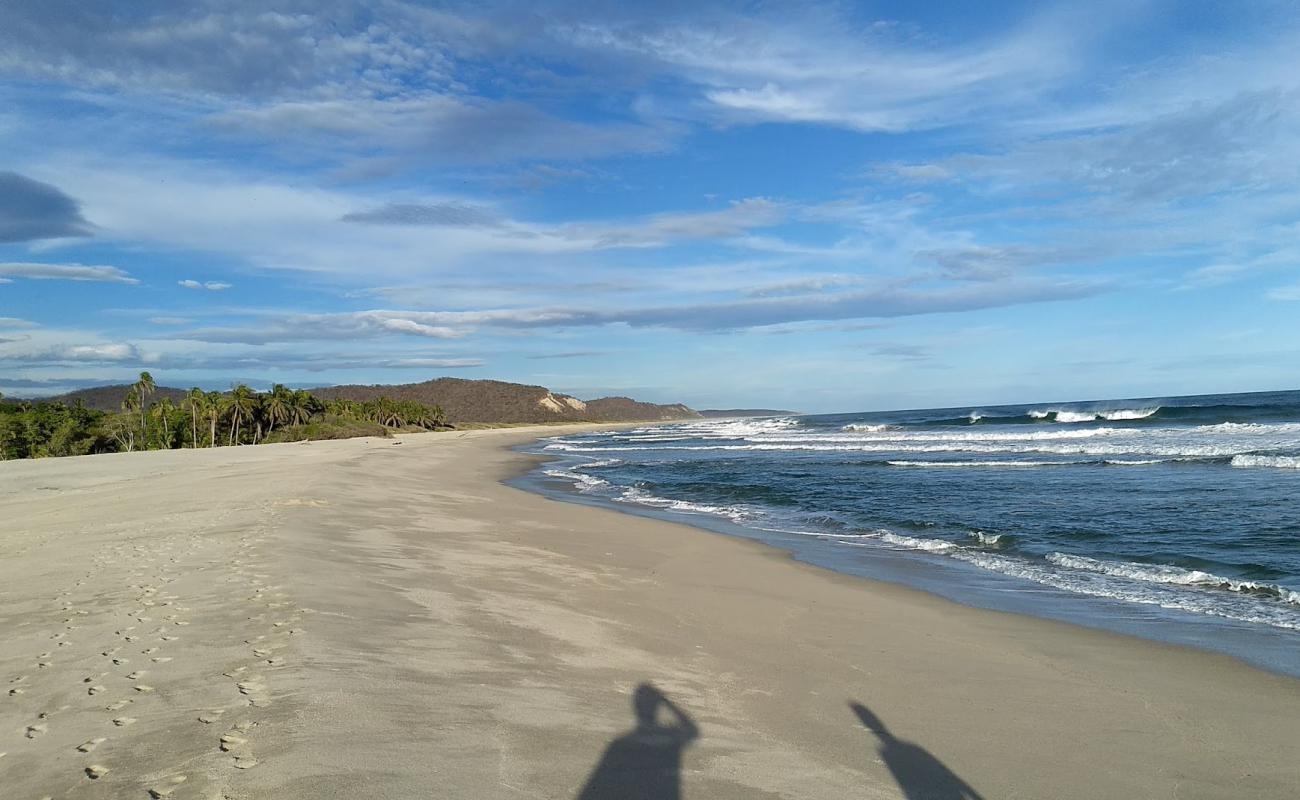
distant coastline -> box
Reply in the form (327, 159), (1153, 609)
(696, 408), (799, 418)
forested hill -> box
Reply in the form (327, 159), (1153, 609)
(38, 384), (190, 411)
(38, 378), (699, 424)
(311, 378), (699, 423)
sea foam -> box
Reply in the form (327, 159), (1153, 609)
(1231, 454), (1300, 469)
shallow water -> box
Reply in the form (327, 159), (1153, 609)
(518, 390), (1300, 677)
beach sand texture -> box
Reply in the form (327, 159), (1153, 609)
(2, 427), (1298, 799)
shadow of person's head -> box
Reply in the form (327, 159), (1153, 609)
(850, 702), (890, 737)
(634, 683), (665, 726)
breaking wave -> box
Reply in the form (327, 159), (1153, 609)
(617, 486), (751, 522)
(1231, 454), (1300, 469)
(1028, 407), (1161, 423)
(1046, 553), (1300, 606)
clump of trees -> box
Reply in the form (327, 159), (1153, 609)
(0, 373), (449, 460)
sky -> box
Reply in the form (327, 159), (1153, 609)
(2, 0), (1299, 413)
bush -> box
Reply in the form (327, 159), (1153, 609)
(261, 415), (391, 443)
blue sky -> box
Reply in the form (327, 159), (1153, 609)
(2, 1), (1299, 413)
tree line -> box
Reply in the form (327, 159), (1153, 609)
(0, 372), (448, 460)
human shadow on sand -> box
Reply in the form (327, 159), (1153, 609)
(576, 683), (698, 800)
(851, 701), (985, 800)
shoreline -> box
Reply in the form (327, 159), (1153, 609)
(3, 426), (1298, 798)
(519, 435), (1300, 680)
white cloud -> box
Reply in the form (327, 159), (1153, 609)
(563, 198), (786, 248)
(0, 262), (137, 283)
(172, 276), (1102, 346)
(179, 279), (233, 291)
(1267, 282), (1300, 301)
(0, 341), (143, 364)
(212, 95), (674, 167)
(564, 6), (1088, 133)
(29, 159), (797, 283)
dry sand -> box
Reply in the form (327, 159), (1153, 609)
(2, 426), (1298, 799)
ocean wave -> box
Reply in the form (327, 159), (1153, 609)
(542, 468), (610, 492)
(1028, 407), (1161, 423)
(1230, 454), (1300, 469)
(875, 531), (958, 553)
(548, 442), (1256, 459)
(886, 459), (1079, 468)
(953, 551), (1300, 630)
(753, 427), (1122, 442)
(617, 486), (751, 522)
(1046, 553), (1300, 606)
(832, 531), (1300, 629)
(841, 423), (892, 432)
(968, 531), (1013, 548)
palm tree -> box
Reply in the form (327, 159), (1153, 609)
(264, 384), (292, 433)
(152, 397), (175, 448)
(134, 371), (155, 444)
(121, 387), (140, 451)
(325, 398), (360, 418)
(186, 387), (205, 447)
(226, 384), (256, 445)
(122, 386), (139, 416)
(205, 391), (223, 447)
(290, 389), (317, 426)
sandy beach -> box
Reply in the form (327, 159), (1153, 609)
(2, 426), (1298, 800)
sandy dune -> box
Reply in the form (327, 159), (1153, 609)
(2, 427), (1298, 799)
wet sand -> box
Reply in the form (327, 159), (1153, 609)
(2, 426), (1298, 799)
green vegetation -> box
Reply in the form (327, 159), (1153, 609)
(0, 375), (448, 460)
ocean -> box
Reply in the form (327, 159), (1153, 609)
(519, 390), (1300, 677)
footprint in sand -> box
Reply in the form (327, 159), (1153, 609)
(218, 733), (245, 752)
(221, 721), (260, 769)
(85, 764), (109, 779)
(126, 671), (147, 681)
(26, 724), (47, 738)
(147, 775), (188, 798)
(88, 685), (107, 696)
(76, 737), (106, 753)
(105, 699), (131, 711)
(111, 716), (136, 727)
(134, 685), (155, 694)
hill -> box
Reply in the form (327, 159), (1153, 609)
(697, 408), (799, 418)
(35, 384), (190, 412)
(312, 378), (699, 424)
(35, 378), (699, 424)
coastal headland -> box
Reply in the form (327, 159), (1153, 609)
(2, 426), (1298, 799)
